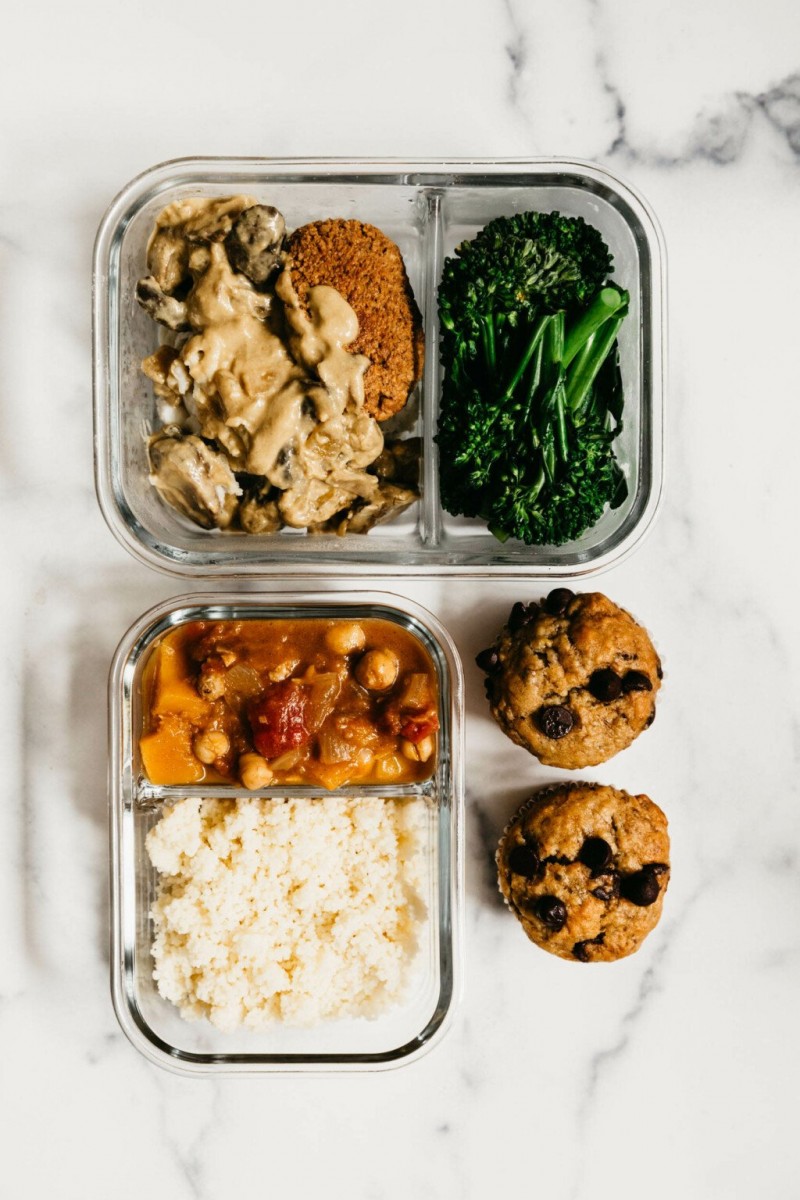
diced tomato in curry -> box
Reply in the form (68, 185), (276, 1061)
(140, 618), (439, 789)
(249, 682), (312, 760)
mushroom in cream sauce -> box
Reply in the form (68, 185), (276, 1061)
(136, 196), (420, 534)
(148, 430), (241, 530)
(225, 204), (285, 285)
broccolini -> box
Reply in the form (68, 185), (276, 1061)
(436, 211), (629, 546)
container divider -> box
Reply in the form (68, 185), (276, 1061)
(419, 188), (444, 548)
(135, 779), (437, 805)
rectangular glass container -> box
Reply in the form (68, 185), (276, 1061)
(93, 157), (666, 579)
(108, 591), (463, 1074)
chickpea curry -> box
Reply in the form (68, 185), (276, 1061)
(140, 618), (440, 789)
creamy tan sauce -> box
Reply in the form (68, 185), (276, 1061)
(146, 196), (258, 294)
(139, 197), (419, 534)
(143, 199), (389, 528)
(178, 245), (381, 512)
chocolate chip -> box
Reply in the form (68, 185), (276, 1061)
(544, 588), (574, 616)
(648, 862), (670, 876)
(622, 670), (653, 693)
(621, 866), (661, 907)
(507, 844), (540, 878)
(572, 932), (605, 961)
(588, 668), (622, 702)
(535, 704), (574, 739)
(645, 710), (656, 729)
(656, 661), (664, 680)
(508, 602), (537, 632)
(591, 871), (621, 900)
(475, 647), (500, 673)
(534, 895), (567, 930)
(579, 836), (613, 874)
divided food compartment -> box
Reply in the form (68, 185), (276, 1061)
(93, 157), (665, 578)
(109, 591), (464, 1074)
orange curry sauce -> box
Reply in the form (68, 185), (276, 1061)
(140, 618), (440, 789)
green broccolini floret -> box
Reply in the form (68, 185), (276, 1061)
(436, 211), (629, 546)
(439, 210), (612, 334)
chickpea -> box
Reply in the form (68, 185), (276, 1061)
(373, 754), (404, 782)
(417, 735), (435, 763)
(193, 729), (230, 765)
(400, 735), (435, 763)
(239, 753), (274, 790)
(324, 622), (366, 657)
(355, 648), (399, 692)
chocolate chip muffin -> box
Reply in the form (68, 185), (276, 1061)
(497, 783), (670, 962)
(477, 589), (661, 769)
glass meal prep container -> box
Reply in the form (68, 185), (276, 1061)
(93, 156), (666, 579)
(108, 591), (464, 1074)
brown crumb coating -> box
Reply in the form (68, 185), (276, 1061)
(497, 783), (670, 962)
(286, 219), (424, 421)
(485, 592), (661, 770)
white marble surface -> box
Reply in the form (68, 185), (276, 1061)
(2, 0), (799, 1195)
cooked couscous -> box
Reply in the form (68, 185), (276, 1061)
(145, 796), (428, 1030)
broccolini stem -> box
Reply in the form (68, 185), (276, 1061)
(545, 310), (565, 364)
(529, 463), (546, 503)
(562, 286), (628, 368)
(501, 314), (548, 401)
(542, 430), (556, 483)
(525, 314), (566, 448)
(554, 381), (569, 461)
(565, 314), (626, 413)
(520, 338), (545, 435)
(566, 332), (595, 386)
(482, 313), (497, 373)
(528, 337), (544, 396)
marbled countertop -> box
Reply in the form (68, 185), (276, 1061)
(2, 1), (798, 1196)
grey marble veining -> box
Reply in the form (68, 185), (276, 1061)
(1, 0), (799, 1195)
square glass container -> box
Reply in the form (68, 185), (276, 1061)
(93, 157), (666, 579)
(108, 591), (463, 1074)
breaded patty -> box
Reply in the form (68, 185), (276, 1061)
(286, 219), (424, 421)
